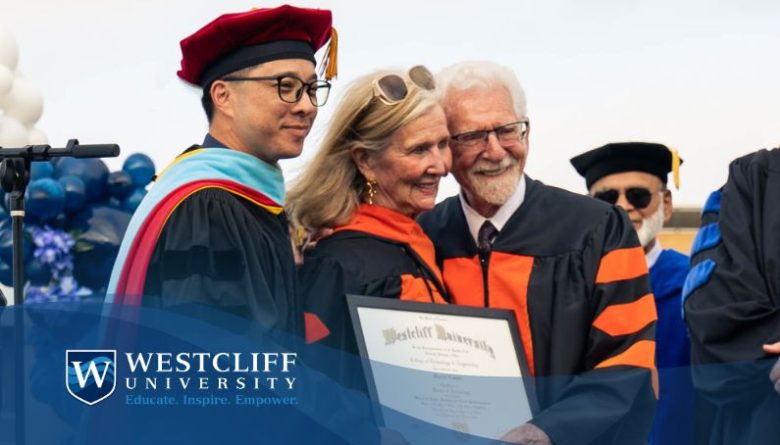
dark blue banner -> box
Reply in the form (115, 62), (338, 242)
(1, 302), (778, 445)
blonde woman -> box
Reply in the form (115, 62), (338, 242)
(287, 66), (450, 389)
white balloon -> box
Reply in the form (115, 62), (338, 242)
(0, 116), (28, 147)
(0, 27), (18, 71)
(27, 126), (48, 145)
(0, 65), (12, 98)
(0, 76), (43, 125)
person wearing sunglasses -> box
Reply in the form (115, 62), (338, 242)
(418, 61), (656, 445)
(570, 142), (693, 445)
(107, 6), (336, 337)
(287, 66), (450, 391)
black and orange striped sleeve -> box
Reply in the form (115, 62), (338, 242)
(588, 209), (656, 376)
(530, 207), (657, 445)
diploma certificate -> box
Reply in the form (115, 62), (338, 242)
(347, 295), (537, 440)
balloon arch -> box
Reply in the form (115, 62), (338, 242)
(0, 26), (154, 302)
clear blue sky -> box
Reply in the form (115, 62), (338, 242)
(3, 0), (779, 206)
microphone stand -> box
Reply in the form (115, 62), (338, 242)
(0, 139), (120, 305)
(0, 139), (119, 445)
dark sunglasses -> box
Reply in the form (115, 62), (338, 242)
(372, 65), (435, 105)
(592, 187), (659, 210)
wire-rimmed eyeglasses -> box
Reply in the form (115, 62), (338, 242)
(451, 119), (530, 150)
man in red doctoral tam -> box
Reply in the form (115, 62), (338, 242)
(107, 5), (337, 337)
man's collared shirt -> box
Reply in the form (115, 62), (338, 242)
(459, 174), (526, 245)
(645, 240), (662, 268)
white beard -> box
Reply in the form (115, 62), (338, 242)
(463, 157), (520, 207)
(636, 201), (665, 247)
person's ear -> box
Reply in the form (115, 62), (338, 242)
(663, 189), (673, 223)
(523, 119), (531, 142)
(210, 80), (234, 118)
(350, 146), (375, 181)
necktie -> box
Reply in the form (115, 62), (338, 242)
(477, 221), (498, 256)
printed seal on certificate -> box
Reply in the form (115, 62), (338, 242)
(347, 295), (539, 442)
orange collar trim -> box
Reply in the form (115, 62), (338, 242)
(333, 204), (442, 283)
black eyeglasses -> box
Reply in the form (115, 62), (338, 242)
(372, 65), (435, 105)
(592, 187), (662, 210)
(221, 75), (332, 107)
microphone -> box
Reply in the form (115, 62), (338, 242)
(55, 143), (120, 159)
(0, 139), (121, 161)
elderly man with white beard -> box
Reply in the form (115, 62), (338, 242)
(418, 62), (657, 445)
(570, 142), (694, 445)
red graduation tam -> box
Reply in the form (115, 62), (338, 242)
(177, 4), (335, 87)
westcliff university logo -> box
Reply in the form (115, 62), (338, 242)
(64, 349), (299, 407)
(66, 349), (117, 405)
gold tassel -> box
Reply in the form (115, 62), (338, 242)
(323, 27), (338, 81)
(670, 147), (681, 189)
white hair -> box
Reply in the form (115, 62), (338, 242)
(436, 60), (528, 118)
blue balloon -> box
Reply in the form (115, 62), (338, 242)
(107, 171), (134, 199)
(47, 213), (70, 231)
(122, 153), (156, 188)
(53, 158), (110, 202)
(122, 188), (147, 213)
(0, 259), (11, 286)
(72, 205), (132, 291)
(0, 220), (34, 265)
(57, 175), (87, 213)
(25, 258), (51, 285)
(30, 161), (54, 180)
(26, 178), (66, 222)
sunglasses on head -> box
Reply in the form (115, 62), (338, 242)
(592, 187), (660, 210)
(372, 65), (435, 105)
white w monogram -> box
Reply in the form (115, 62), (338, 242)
(71, 359), (112, 389)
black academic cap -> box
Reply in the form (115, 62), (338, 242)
(570, 142), (683, 189)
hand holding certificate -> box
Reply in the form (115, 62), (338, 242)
(347, 295), (538, 442)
